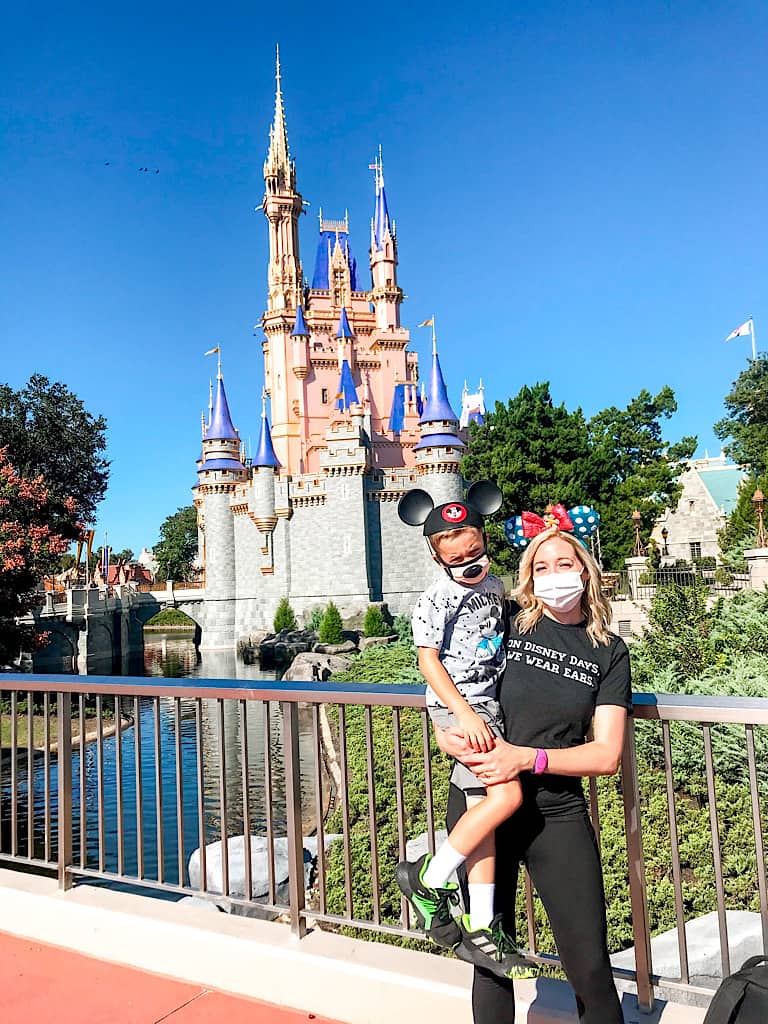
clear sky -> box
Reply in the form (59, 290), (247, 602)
(2, 1), (766, 555)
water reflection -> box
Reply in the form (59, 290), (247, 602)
(1, 633), (326, 887)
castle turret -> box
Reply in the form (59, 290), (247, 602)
(249, 392), (282, 575)
(262, 47), (306, 472)
(369, 148), (403, 332)
(193, 357), (246, 649)
(414, 330), (465, 506)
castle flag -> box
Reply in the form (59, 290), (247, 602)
(418, 318), (434, 328)
(204, 346), (220, 356)
(725, 321), (751, 341)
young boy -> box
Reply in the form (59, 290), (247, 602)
(395, 494), (532, 978)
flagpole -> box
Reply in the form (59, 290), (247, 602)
(751, 318), (757, 360)
(432, 313), (437, 355)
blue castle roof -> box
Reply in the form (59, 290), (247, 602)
(374, 185), (391, 250)
(413, 431), (466, 452)
(419, 349), (459, 424)
(207, 375), (239, 440)
(253, 404), (281, 468)
(291, 304), (309, 337)
(336, 359), (359, 411)
(311, 231), (365, 291)
(389, 383), (406, 433)
(336, 306), (354, 339)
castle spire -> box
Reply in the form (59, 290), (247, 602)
(419, 336), (459, 425)
(208, 365), (239, 441)
(264, 45), (295, 191)
(253, 391), (281, 468)
(373, 146), (392, 250)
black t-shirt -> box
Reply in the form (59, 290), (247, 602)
(499, 601), (632, 817)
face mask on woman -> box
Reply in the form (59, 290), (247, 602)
(532, 571), (585, 613)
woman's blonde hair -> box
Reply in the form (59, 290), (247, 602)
(513, 527), (613, 646)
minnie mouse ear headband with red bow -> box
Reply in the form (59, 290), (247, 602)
(504, 503), (600, 550)
(398, 480), (503, 537)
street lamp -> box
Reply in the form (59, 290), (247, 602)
(631, 509), (645, 557)
(752, 489), (767, 548)
(661, 526), (669, 557)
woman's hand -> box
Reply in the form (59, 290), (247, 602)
(461, 739), (536, 784)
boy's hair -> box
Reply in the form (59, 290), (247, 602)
(430, 525), (484, 551)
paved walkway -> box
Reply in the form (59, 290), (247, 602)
(0, 930), (341, 1024)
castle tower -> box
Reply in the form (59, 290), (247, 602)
(193, 357), (247, 649)
(413, 331), (465, 507)
(249, 392), (281, 575)
(261, 48), (307, 472)
(369, 148), (403, 333)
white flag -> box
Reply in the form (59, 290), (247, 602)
(725, 320), (751, 342)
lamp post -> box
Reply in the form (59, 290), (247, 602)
(661, 526), (669, 557)
(752, 489), (767, 548)
(632, 509), (646, 557)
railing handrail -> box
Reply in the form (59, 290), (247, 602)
(2, 675), (768, 723)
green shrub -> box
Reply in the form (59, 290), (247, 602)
(307, 606), (324, 632)
(273, 597), (297, 633)
(144, 608), (195, 627)
(363, 605), (387, 638)
(392, 614), (413, 644)
(318, 601), (344, 644)
(714, 566), (734, 587)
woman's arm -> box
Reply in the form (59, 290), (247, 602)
(454, 705), (628, 783)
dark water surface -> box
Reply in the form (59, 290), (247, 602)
(2, 633), (322, 886)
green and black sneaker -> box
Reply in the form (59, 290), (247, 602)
(455, 913), (537, 980)
(395, 853), (461, 947)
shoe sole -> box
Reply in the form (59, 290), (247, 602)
(455, 939), (537, 979)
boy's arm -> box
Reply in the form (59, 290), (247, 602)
(418, 647), (495, 753)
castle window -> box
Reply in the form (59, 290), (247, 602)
(689, 541), (702, 560)
(321, 388), (328, 404)
(689, 500), (695, 511)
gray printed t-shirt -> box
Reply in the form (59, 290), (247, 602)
(412, 574), (506, 707)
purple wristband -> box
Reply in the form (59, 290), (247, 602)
(532, 748), (548, 775)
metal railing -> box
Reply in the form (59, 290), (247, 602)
(607, 568), (751, 601)
(0, 675), (766, 1013)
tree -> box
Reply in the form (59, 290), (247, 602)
(273, 597), (297, 632)
(463, 383), (695, 571)
(718, 473), (768, 569)
(586, 386), (696, 568)
(0, 448), (79, 663)
(462, 383), (596, 573)
(363, 604), (387, 637)
(714, 355), (768, 476)
(318, 601), (344, 644)
(153, 506), (198, 582)
(0, 375), (109, 523)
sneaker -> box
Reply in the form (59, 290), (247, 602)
(455, 913), (537, 979)
(395, 853), (461, 947)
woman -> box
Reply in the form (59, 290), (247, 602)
(436, 524), (631, 1024)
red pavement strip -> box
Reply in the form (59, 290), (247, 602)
(0, 931), (342, 1024)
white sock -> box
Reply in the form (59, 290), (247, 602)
(468, 883), (495, 930)
(422, 839), (466, 889)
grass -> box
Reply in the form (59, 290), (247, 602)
(0, 710), (115, 751)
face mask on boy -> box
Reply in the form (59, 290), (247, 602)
(440, 552), (490, 583)
(532, 570), (585, 613)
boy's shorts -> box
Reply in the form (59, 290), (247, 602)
(427, 699), (504, 795)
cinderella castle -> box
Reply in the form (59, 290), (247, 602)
(192, 54), (484, 649)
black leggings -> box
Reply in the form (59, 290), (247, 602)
(446, 784), (623, 1024)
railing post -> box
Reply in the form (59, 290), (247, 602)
(281, 700), (306, 938)
(620, 716), (654, 1013)
(57, 691), (73, 891)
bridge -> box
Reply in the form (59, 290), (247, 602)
(25, 583), (206, 673)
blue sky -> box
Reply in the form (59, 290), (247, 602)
(2, 1), (766, 554)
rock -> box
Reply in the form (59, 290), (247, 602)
(187, 833), (342, 902)
(358, 635), (398, 650)
(282, 652), (353, 681)
(611, 910), (764, 992)
(258, 628), (317, 667)
(175, 895), (225, 912)
(313, 640), (357, 655)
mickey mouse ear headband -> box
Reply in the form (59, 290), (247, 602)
(398, 480), (503, 537)
(504, 503), (600, 549)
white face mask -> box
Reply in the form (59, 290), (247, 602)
(532, 571), (585, 613)
(444, 553), (490, 583)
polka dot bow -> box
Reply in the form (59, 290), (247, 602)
(504, 503), (600, 549)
